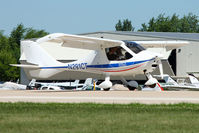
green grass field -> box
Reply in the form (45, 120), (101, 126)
(0, 103), (199, 133)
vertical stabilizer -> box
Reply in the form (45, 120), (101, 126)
(83, 78), (93, 86)
(21, 40), (63, 66)
(21, 40), (64, 78)
(163, 75), (178, 86)
(74, 80), (80, 85)
(188, 74), (199, 84)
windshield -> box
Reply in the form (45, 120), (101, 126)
(105, 46), (132, 61)
(123, 41), (145, 54)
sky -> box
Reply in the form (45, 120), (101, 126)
(0, 0), (199, 35)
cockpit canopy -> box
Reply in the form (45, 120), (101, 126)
(123, 41), (145, 54)
(105, 46), (132, 61)
(105, 41), (145, 61)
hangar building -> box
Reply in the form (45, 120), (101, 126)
(20, 31), (199, 85)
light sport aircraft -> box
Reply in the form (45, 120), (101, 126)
(28, 79), (80, 89)
(0, 82), (26, 90)
(154, 74), (199, 90)
(187, 73), (199, 87)
(28, 78), (98, 90)
(11, 33), (188, 90)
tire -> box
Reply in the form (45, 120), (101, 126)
(103, 88), (110, 91)
(127, 86), (136, 91)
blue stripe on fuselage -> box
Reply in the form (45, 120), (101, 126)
(40, 58), (154, 69)
(41, 66), (68, 69)
(86, 58), (154, 68)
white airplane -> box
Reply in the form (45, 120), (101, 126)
(155, 74), (199, 90)
(39, 85), (63, 91)
(0, 82), (27, 90)
(75, 78), (102, 91)
(11, 33), (188, 90)
(187, 73), (199, 87)
(28, 79), (80, 89)
(28, 78), (98, 90)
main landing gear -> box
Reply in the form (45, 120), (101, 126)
(98, 76), (112, 91)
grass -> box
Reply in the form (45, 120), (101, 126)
(0, 103), (199, 133)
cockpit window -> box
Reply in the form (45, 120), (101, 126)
(105, 46), (132, 61)
(123, 41), (145, 54)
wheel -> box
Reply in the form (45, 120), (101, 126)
(103, 88), (110, 91)
(127, 86), (136, 91)
(26, 86), (32, 90)
(127, 81), (138, 91)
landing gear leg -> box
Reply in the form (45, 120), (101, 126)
(144, 71), (153, 80)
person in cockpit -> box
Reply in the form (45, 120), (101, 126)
(107, 47), (118, 60)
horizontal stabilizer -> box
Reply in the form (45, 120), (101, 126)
(10, 64), (40, 69)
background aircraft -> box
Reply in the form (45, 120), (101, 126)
(0, 82), (26, 90)
(28, 79), (80, 89)
(155, 74), (199, 90)
(28, 78), (97, 90)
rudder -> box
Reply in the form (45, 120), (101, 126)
(21, 40), (63, 66)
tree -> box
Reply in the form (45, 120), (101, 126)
(0, 24), (49, 81)
(170, 13), (180, 32)
(147, 17), (156, 31)
(115, 19), (135, 31)
(0, 31), (9, 50)
(9, 24), (26, 46)
(0, 50), (18, 81)
(115, 20), (122, 31)
(179, 13), (199, 32)
(24, 28), (48, 39)
(139, 13), (199, 33)
(139, 23), (148, 31)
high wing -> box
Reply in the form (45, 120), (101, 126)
(10, 64), (40, 69)
(135, 41), (189, 51)
(36, 33), (189, 51)
(36, 33), (124, 50)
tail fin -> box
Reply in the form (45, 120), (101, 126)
(83, 78), (93, 86)
(163, 75), (178, 85)
(74, 80), (80, 85)
(29, 79), (36, 86)
(154, 74), (178, 85)
(21, 40), (63, 66)
(188, 74), (199, 84)
(79, 78), (93, 90)
(14, 40), (65, 79)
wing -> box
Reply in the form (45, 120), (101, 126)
(10, 64), (40, 69)
(135, 41), (189, 51)
(36, 33), (124, 50)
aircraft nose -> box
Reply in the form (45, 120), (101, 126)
(147, 51), (163, 59)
